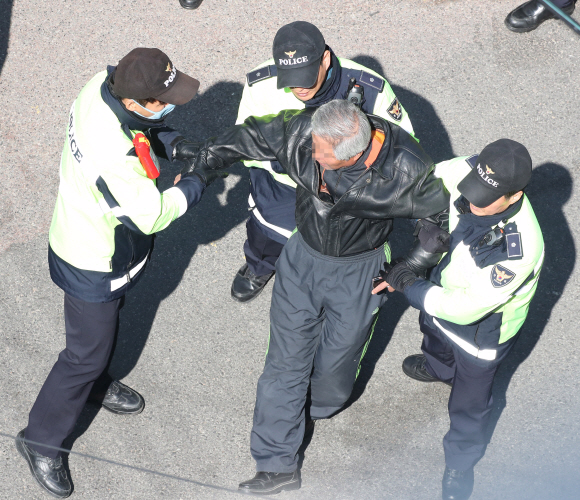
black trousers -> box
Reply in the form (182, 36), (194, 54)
(25, 293), (121, 458)
(243, 217), (286, 277)
(419, 312), (518, 471)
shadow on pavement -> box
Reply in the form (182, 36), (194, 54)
(0, 0), (13, 75)
(487, 163), (575, 443)
(64, 80), (248, 449)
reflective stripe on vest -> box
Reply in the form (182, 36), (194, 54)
(433, 317), (497, 361)
(248, 194), (293, 239)
(110, 253), (149, 292)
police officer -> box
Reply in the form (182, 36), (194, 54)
(15, 48), (225, 498)
(229, 21), (415, 302)
(505, 0), (575, 32)
(375, 139), (544, 500)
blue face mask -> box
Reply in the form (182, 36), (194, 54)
(131, 100), (176, 120)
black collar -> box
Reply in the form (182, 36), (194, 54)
(100, 66), (167, 133)
(304, 48), (342, 108)
(454, 195), (523, 229)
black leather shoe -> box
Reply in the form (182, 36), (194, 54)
(442, 466), (474, 500)
(179, 0), (203, 9)
(93, 381), (145, 415)
(505, 0), (575, 32)
(231, 263), (274, 302)
(238, 471), (300, 495)
(16, 430), (72, 498)
(402, 354), (452, 386)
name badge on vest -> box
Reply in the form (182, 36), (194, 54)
(504, 222), (523, 260)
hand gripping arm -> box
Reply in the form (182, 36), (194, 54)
(403, 208), (450, 277)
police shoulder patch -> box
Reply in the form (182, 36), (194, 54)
(359, 71), (384, 92)
(466, 154), (478, 169)
(387, 98), (403, 121)
(491, 264), (516, 288)
(247, 64), (277, 87)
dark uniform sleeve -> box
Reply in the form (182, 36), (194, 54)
(147, 126), (184, 161)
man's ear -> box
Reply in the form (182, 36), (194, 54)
(510, 191), (524, 204)
(322, 50), (331, 70)
(122, 98), (137, 112)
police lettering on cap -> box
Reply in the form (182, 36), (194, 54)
(458, 139), (532, 208)
(273, 21), (326, 90)
(112, 48), (200, 105)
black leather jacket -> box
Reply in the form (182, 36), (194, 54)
(190, 108), (450, 267)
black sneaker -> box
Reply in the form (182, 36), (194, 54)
(90, 381), (145, 415)
(16, 429), (72, 498)
(442, 466), (474, 500)
(238, 471), (300, 495)
(231, 263), (274, 303)
(402, 354), (452, 387)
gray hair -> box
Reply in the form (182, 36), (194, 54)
(311, 100), (372, 160)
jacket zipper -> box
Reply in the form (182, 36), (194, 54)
(473, 324), (481, 349)
(126, 229), (135, 269)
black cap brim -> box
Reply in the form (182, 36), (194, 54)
(276, 59), (321, 89)
(457, 169), (504, 208)
(155, 70), (200, 105)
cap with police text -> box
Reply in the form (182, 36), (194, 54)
(111, 48), (200, 105)
(273, 21), (326, 90)
(458, 139), (532, 208)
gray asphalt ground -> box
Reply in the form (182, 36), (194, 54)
(1, 0), (579, 499)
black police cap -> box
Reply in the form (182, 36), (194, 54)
(458, 139), (532, 208)
(272, 22), (326, 90)
(112, 48), (199, 105)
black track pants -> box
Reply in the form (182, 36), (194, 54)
(250, 232), (389, 473)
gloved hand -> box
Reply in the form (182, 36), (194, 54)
(180, 159), (228, 187)
(379, 261), (418, 293)
(415, 218), (450, 254)
(173, 139), (201, 161)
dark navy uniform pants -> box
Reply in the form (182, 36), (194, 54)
(250, 232), (388, 472)
(244, 217), (286, 277)
(419, 312), (519, 471)
(25, 293), (121, 458)
(244, 168), (295, 277)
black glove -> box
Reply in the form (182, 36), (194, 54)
(180, 159), (228, 186)
(415, 218), (450, 254)
(379, 261), (418, 293)
(173, 139), (201, 161)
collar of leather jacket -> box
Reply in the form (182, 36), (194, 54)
(361, 114), (394, 178)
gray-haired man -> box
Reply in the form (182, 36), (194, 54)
(182, 100), (449, 494)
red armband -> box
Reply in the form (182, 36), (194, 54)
(133, 133), (160, 180)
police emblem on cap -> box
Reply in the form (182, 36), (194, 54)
(486, 165), (495, 175)
(387, 98), (402, 121)
(491, 264), (516, 288)
(285, 50), (296, 58)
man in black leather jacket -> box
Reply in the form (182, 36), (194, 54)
(181, 100), (450, 494)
